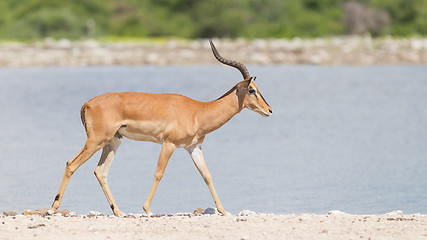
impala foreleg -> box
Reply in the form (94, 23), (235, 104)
(48, 142), (101, 215)
(143, 142), (176, 215)
(186, 144), (228, 215)
(94, 135), (124, 216)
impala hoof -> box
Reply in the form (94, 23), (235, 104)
(217, 208), (230, 216)
(146, 211), (153, 217)
(219, 210), (231, 216)
(114, 210), (126, 217)
(46, 209), (55, 216)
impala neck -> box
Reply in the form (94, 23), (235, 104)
(198, 86), (243, 135)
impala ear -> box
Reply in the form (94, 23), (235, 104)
(245, 76), (255, 87)
(247, 76), (256, 84)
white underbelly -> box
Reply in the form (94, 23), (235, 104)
(117, 127), (161, 143)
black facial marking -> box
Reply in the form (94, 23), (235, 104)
(55, 194), (60, 201)
(259, 92), (271, 107)
(110, 204), (114, 210)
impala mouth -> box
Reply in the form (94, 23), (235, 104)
(262, 109), (273, 117)
(262, 112), (272, 117)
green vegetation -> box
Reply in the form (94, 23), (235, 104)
(0, 0), (426, 40)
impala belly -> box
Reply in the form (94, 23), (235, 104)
(116, 118), (201, 148)
(117, 120), (165, 143)
(118, 127), (160, 143)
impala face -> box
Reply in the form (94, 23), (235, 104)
(244, 79), (273, 117)
(209, 40), (272, 118)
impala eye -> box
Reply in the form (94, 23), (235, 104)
(248, 89), (256, 94)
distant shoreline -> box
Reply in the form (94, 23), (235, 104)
(1, 210), (426, 240)
(1, 36), (427, 67)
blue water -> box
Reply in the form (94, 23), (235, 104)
(0, 65), (426, 215)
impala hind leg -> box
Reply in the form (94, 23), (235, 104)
(94, 134), (124, 216)
(47, 139), (106, 215)
(186, 144), (228, 215)
(143, 142), (176, 215)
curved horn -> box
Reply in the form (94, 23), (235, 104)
(209, 40), (250, 80)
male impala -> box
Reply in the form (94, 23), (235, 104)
(47, 40), (272, 216)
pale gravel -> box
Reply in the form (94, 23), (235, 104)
(1, 212), (426, 240)
(1, 36), (427, 66)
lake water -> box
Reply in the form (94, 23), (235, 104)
(0, 65), (426, 215)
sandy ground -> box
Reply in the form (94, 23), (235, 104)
(0, 210), (426, 240)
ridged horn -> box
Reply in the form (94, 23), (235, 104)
(209, 40), (250, 80)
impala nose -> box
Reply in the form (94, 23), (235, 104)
(263, 108), (273, 117)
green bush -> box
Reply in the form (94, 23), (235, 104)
(3, 8), (84, 39)
(0, 0), (427, 39)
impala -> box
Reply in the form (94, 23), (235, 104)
(47, 40), (272, 216)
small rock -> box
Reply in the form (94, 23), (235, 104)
(56, 209), (71, 216)
(22, 208), (70, 217)
(236, 217), (248, 222)
(3, 210), (17, 216)
(321, 229), (329, 234)
(23, 209), (49, 216)
(28, 223), (45, 229)
(175, 212), (191, 216)
(238, 210), (257, 216)
(22, 209), (32, 215)
(193, 208), (205, 215)
(202, 207), (218, 215)
(66, 212), (78, 217)
(88, 211), (103, 217)
(386, 210), (403, 216)
(327, 210), (346, 216)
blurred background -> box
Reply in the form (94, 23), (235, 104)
(1, 0), (427, 66)
(0, 0), (426, 215)
(0, 0), (427, 39)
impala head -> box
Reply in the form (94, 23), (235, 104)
(210, 40), (273, 117)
